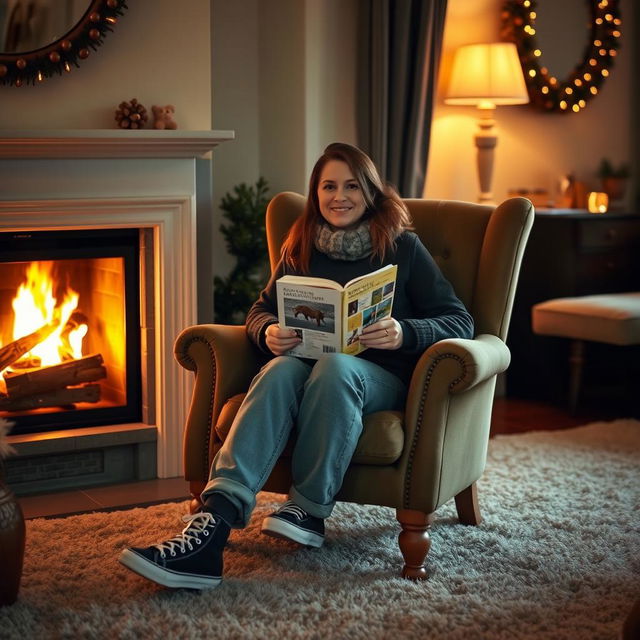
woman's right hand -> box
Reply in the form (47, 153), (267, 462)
(265, 323), (302, 356)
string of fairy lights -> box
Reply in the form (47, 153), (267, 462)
(501, 0), (622, 113)
(0, 0), (128, 87)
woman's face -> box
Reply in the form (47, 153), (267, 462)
(316, 160), (367, 230)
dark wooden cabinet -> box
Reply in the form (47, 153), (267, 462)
(506, 211), (640, 402)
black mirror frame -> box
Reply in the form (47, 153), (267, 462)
(500, 0), (622, 113)
(0, 0), (128, 87)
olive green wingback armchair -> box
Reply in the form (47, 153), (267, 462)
(174, 193), (534, 579)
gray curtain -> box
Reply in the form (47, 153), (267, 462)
(357, 0), (448, 197)
(633, 0), (639, 210)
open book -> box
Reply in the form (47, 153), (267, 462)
(276, 264), (397, 359)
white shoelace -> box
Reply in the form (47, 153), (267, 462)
(276, 501), (308, 520)
(154, 511), (216, 558)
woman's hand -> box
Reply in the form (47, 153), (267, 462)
(265, 323), (302, 356)
(359, 318), (403, 350)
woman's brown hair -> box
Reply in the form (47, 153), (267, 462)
(281, 142), (413, 273)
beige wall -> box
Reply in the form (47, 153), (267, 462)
(211, 0), (359, 276)
(303, 0), (358, 184)
(256, 0), (358, 195)
(0, 0), (211, 129)
(425, 0), (633, 207)
(210, 0), (261, 278)
(257, 0), (308, 195)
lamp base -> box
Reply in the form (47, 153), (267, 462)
(475, 104), (497, 204)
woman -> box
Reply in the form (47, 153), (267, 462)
(119, 143), (474, 590)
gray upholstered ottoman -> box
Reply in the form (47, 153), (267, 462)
(532, 293), (640, 412)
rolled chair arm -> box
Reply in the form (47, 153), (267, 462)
(401, 334), (510, 512)
(422, 334), (511, 394)
(174, 324), (262, 482)
(175, 323), (256, 375)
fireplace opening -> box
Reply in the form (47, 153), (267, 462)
(0, 228), (142, 435)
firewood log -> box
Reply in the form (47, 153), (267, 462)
(0, 383), (101, 412)
(4, 354), (106, 399)
(0, 323), (58, 371)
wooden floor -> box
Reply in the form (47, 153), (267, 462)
(17, 396), (621, 520)
(489, 396), (609, 436)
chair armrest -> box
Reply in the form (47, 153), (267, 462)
(401, 334), (510, 512)
(421, 334), (511, 394)
(175, 323), (256, 375)
(174, 324), (262, 482)
(405, 333), (509, 441)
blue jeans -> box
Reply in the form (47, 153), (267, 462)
(201, 354), (407, 528)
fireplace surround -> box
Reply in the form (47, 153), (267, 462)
(0, 130), (233, 494)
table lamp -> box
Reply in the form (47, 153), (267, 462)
(445, 42), (529, 203)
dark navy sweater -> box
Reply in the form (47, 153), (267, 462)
(246, 231), (474, 385)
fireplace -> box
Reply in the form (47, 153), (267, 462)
(0, 129), (234, 494)
(0, 228), (142, 435)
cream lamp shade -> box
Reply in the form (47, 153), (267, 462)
(444, 42), (529, 204)
(445, 42), (529, 107)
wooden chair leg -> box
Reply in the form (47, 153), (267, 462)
(396, 509), (433, 580)
(568, 339), (585, 415)
(189, 480), (206, 514)
(455, 482), (482, 525)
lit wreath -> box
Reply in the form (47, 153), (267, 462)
(500, 0), (622, 113)
(0, 0), (128, 87)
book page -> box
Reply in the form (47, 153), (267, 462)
(342, 265), (397, 355)
(276, 281), (342, 359)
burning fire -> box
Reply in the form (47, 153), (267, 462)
(10, 262), (87, 368)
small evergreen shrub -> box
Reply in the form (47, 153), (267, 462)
(213, 177), (270, 324)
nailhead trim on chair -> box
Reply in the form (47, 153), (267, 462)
(403, 352), (466, 508)
(182, 335), (217, 481)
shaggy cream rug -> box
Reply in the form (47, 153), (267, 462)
(1, 420), (639, 640)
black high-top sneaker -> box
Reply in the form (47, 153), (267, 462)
(119, 511), (230, 589)
(261, 500), (325, 547)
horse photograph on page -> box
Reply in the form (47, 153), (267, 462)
(293, 304), (326, 326)
(282, 299), (335, 333)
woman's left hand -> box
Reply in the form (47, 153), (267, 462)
(359, 318), (403, 350)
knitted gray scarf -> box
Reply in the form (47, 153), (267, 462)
(314, 220), (372, 261)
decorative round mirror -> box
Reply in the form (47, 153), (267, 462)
(0, 0), (127, 87)
(501, 0), (622, 113)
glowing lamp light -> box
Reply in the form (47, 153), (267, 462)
(588, 192), (609, 214)
(445, 42), (528, 204)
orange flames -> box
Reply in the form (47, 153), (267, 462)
(9, 262), (87, 369)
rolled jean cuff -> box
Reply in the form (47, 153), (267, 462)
(290, 486), (335, 520)
(201, 477), (255, 528)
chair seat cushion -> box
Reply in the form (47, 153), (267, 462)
(215, 393), (404, 465)
(532, 293), (640, 346)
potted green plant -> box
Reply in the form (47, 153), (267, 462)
(597, 158), (631, 201)
(0, 418), (25, 606)
(213, 178), (271, 324)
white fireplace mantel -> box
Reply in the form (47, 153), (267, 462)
(0, 130), (234, 479)
(0, 129), (235, 159)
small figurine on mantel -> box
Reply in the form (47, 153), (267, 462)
(152, 105), (178, 130)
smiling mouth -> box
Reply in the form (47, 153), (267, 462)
(330, 206), (352, 212)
